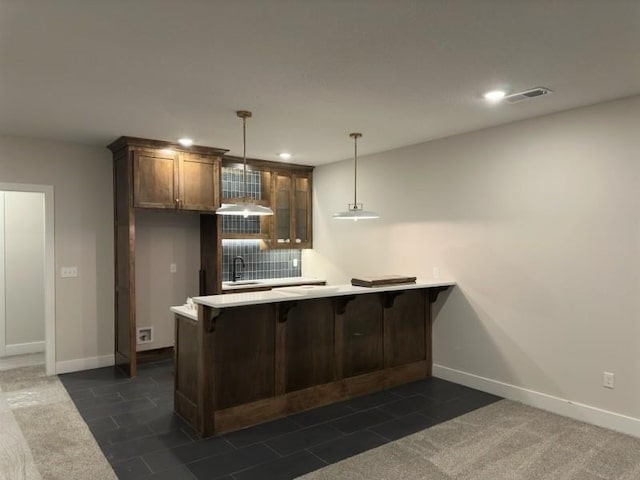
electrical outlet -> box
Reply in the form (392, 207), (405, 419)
(170, 263), (177, 273)
(292, 258), (298, 267)
(61, 267), (78, 278)
(603, 372), (615, 389)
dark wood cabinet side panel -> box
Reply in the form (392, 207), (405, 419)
(343, 294), (384, 378)
(113, 148), (136, 377)
(175, 316), (198, 403)
(285, 299), (335, 392)
(214, 305), (276, 409)
(200, 214), (220, 295)
(388, 290), (427, 367)
(115, 225), (131, 288)
(115, 286), (132, 372)
(114, 152), (130, 220)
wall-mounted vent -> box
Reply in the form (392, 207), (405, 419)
(505, 87), (552, 104)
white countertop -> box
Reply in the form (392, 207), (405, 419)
(194, 279), (455, 309)
(221, 276), (325, 291)
(170, 305), (198, 320)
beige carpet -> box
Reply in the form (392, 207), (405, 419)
(0, 365), (116, 480)
(301, 400), (640, 480)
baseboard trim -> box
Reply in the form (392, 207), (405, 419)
(433, 364), (640, 439)
(5, 341), (45, 356)
(55, 354), (115, 374)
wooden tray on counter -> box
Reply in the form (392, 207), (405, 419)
(351, 275), (417, 287)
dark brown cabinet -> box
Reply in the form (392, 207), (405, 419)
(271, 170), (312, 249)
(219, 162), (273, 240)
(133, 150), (178, 209)
(109, 136), (228, 377)
(342, 294), (384, 378)
(220, 157), (313, 248)
(133, 150), (220, 212)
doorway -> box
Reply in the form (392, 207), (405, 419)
(0, 183), (55, 375)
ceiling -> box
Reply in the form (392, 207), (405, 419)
(1, 0), (639, 165)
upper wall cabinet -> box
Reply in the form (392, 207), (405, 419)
(133, 149), (222, 212)
(220, 157), (313, 249)
(272, 170), (312, 249)
(133, 150), (178, 209)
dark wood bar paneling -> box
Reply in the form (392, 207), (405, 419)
(285, 298), (335, 392)
(387, 289), (427, 367)
(174, 285), (452, 437)
(343, 294), (384, 378)
(213, 304), (276, 409)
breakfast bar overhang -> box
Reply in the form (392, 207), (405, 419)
(172, 280), (455, 438)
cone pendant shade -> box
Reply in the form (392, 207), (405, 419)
(332, 132), (380, 221)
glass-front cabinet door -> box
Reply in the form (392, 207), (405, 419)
(294, 172), (311, 248)
(274, 172), (292, 246)
(271, 170), (312, 249)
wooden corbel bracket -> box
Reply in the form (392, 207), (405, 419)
(334, 295), (356, 315)
(428, 286), (450, 304)
(277, 301), (297, 323)
(379, 291), (404, 309)
(204, 307), (222, 333)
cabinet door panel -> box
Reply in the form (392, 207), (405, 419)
(387, 290), (426, 366)
(294, 174), (311, 247)
(275, 173), (292, 246)
(343, 294), (384, 377)
(285, 299), (335, 392)
(214, 305), (276, 409)
(133, 151), (178, 208)
(180, 154), (220, 211)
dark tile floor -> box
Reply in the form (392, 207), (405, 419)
(59, 359), (501, 480)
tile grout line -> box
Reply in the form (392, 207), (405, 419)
(305, 448), (329, 466)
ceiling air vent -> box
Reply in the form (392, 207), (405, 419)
(504, 87), (552, 104)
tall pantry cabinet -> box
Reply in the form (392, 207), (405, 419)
(108, 137), (228, 377)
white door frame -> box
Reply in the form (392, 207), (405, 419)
(0, 192), (5, 358)
(0, 183), (55, 375)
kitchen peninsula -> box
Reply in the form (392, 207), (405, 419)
(171, 279), (455, 437)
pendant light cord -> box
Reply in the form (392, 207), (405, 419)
(242, 116), (248, 203)
(353, 134), (358, 208)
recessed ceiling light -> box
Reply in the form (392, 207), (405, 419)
(178, 138), (194, 147)
(278, 153), (292, 160)
(483, 90), (506, 102)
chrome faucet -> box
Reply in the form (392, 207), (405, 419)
(232, 256), (245, 282)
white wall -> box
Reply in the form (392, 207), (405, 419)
(3, 191), (45, 351)
(306, 95), (640, 424)
(135, 210), (200, 351)
(0, 135), (113, 366)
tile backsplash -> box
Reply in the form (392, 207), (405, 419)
(221, 166), (262, 234)
(221, 166), (261, 199)
(222, 240), (302, 281)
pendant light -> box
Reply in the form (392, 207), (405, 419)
(332, 132), (380, 221)
(216, 110), (274, 217)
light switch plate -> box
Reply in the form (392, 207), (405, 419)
(61, 267), (78, 278)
